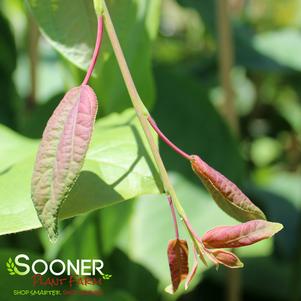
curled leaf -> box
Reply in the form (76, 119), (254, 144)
(185, 247), (198, 290)
(190, 155), (266, 222)
(202, 220), (283, 249)
(167, 239), (189, 294)
(210, 249), (244, 269)
(31, 85), (98, 242)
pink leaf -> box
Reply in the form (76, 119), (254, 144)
(167, 239), (189, 294)
(210, 249), (244, 269)
(190, 155), (266, 222)
(31, 85), (98, 242)
(202, 220), (283, 249)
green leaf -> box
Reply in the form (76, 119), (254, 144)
(0, 124), (38, 173)
(253, 29), (301, 71)
(26, 0), (161, 113)
(0, 109), (162, 235)
(0, 12), (19, 129)
(177, 0), (285, 71)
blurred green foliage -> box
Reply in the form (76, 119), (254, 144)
(0, 0), (301, 300)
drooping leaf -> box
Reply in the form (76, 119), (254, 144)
(210, 249), (244, 269)
(166, 239), (189, 294)
(31, 85), (98, 241)
(202, 220), (283, 249)
(190, 155), (266, 222)
(0, 109), (161, 236)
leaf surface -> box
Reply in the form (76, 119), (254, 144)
(0, 109), (162, 236)
(32, 85), (98, 241)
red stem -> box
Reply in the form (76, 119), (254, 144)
(82, 16), (104, 85)
(183, 217), (202, 243)
(148, 116), (191, 161)
(167, 195), (179, 239)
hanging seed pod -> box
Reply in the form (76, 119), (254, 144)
(166, 239), (189, 294)
(190, 155), (266, 222)
(202, 220), (283, 249)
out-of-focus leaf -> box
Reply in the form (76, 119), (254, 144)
(0, 12), (16, 74)
(26, 0), (161, 113)
(106, 249), (160, 301)
(254, 29), (301, 71)
(20, 93), (64, 138)
(44, 201), (135, 261)
(245, 185), (300, 260)
(176, 0), (285, 71)
(153, 67), (244, 184)
(0, 12), (18, 129)
(202, 220), (283, 249)
(208, 257), (301, 300)
(191, 155), (266, 222)
(250, 137), (282, 167)
(0, 125), (38, 173)
(0, 109), (162, 235)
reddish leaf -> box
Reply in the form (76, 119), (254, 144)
(167, 239), (189, 293)
(190, 155), (266, 222)
(202, 220), (283, 249)
(31, 85), (98, 241)
(210, 249), (244, 269)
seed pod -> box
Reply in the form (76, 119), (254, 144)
(202, 220), (283, 249)
(31, 85), (98, 242)
(209, 249), (244, 269)
(190, 155), (266, 222)
(166, 239), (189, 294)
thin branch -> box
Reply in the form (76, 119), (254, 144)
(27, 14), (40, 109)
(102, 1), (187, 220)
(217, 0), (239, 135)
(148, 116), (191, 161)
(82, 16), (104, 85)
(167, 195), (179, 239)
